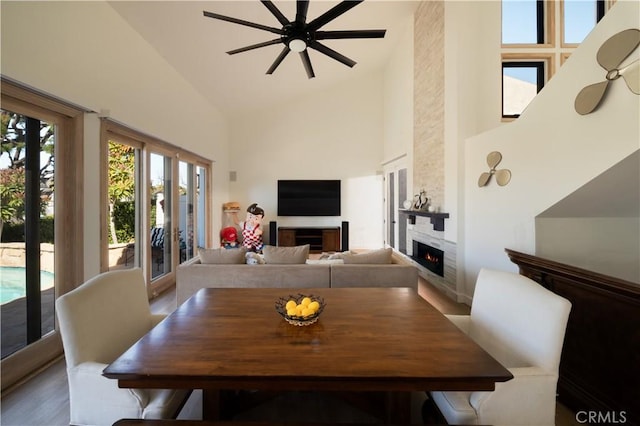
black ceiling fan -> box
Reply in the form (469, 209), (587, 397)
(203, 0), (386, 79)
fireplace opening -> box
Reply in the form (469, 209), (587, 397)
(412, 241), (444, 277)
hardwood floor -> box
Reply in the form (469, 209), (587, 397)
(0, 279), (580, 425)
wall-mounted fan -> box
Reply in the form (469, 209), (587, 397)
(203, 0), (386, 79)
(574, 28), (640, 115)
(478, 151), (511, 187)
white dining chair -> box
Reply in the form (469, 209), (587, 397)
(429, 268), (572, 426)
(56, 268), (190, 426)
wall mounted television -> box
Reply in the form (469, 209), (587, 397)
(277, 180), (341, 216)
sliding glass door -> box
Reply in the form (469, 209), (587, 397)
(1, 82), (82, 390)
(149, 152), (173, 280)
(1, 110), (55, 358)
(101, 120), (211, 293)
(106, 140), (141, 271)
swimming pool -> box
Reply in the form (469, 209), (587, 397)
(0, 267), (55, 305)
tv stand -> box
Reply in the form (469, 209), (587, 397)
(277, 226), (340, 253)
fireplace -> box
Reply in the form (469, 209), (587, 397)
(412, 240), (444, 277)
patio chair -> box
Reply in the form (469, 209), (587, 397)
(56, 268), (190, 426)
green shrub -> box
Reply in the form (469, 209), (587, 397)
(113, 200), (135, 243)
(40, 216), (54, 243)
(1, 216), (54, 243)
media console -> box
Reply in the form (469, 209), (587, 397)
(269, 221), (349, 253)
(277, 227), (340, 253)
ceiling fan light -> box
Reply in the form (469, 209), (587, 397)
(289, 38), (307, 52)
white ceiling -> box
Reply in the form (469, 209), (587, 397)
(109, 1), (418, 116)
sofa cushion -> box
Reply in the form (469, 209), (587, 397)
(330, 264), (418, 290)
(199, 247), (247, 264)
(263, 244), (310, 264)
(176, 263), (331, 305)
(342, 248), (393, 264)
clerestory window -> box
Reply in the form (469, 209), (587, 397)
(501, 0), (610, 119)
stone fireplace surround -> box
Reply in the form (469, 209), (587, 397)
(403, 216), (459, 302)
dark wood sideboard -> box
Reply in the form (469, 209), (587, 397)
(506, 249), (639, 426)
(277, 226), (340, 253)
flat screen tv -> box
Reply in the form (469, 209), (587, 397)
(278, 180), (341, 216)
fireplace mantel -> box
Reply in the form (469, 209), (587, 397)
(399, 209), (450, 231)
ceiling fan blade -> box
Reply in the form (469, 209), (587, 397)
(203, 10), (283, 35)
(266, 46), (291, 75)
(574, 80), (610, 115)
(596, 28), (640, 71)
(300, 50), (315, 79)
(306, 0), (364, 32)
(315, 30), (386, 40)
(296, 0), (310, 25)
(227, 38), (283, 55)
(260, 0), (289, 26)
(309, 41), (356, 68)
(620, 59), (640, 94)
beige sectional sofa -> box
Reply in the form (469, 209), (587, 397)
(176, 247), (418, 306)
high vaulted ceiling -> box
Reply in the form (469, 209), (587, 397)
(109, 1), (418, 117)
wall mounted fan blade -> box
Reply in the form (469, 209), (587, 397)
(486, 151), (502, 169)
(575, 81), (610, 115)
(478, 172), (491, 187)
(575, 29), (640, 115)
(596, 29), (640, 71)
(620, 59), (640, 94)
(495, 169), (512, 187)
(203, 0), (385, 79)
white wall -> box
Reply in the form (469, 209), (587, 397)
(1, 1), (230, 276)
(462, 0), (640, 296)
(383, 14), (414, 165)
(536, 217), (640, 283)
(228, 72), (385, 249)
(444, 0), (503, 247)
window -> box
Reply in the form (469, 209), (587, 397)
(562, 0), (606, 45)
(149, 151), (173, 280)
(1, 78), (83, 390)
(101, 120), (211, 294)
(501, 0), (611, 119)
(502, 0), (547, 45)
(106, 140), (141, 272)
(195, 166), (208, 251)
(501, 56), (553, 117)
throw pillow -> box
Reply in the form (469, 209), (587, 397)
(327, 251), (353, 260)
(263, 244), (310, 264)
(150, 227), (165, 248)
(342, 248), (393, 264)
(199, 247), (247, 264)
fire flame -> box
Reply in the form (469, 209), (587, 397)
(424, 253), (440, 264)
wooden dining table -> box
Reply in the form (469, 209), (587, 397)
(103, 287), (512, 423)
